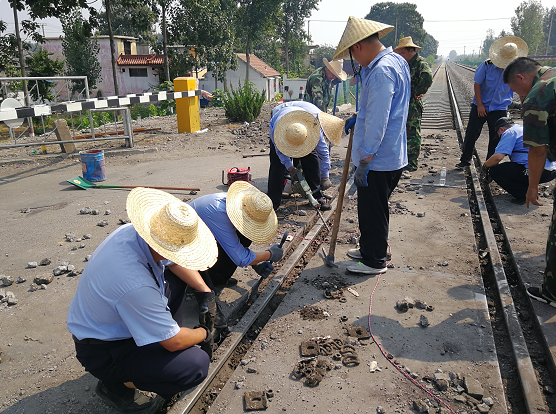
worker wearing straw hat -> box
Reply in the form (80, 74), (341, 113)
(333, 16), (411, 275)
(267, 101), (344, 211)
(68, 188), (218, 413)
(304, 58), (348, 112)
(394, 36), (433, 172)
(456, 36), (528, 169)
(186, 181), (282, 338)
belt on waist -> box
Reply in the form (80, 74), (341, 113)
(72, 335), (133, 346)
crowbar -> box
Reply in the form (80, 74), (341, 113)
(250, 231), (289, 296)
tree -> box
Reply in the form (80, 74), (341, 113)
(421, 33), (438, 59)
(0, 20), (20, 72)
(511, 0), (546, 55)
(309, 44), (336, 69)
(448, 50), (458, 61)
(365, 2), (427, 49)
(278, 0), (319, 74)
(97, 0), (157, 45)
(235, 0), (282, 82)
(480, 29), (496, 58)
(544, 7), (556, 54)
(25, 48), (64, 102)
(168, 0), (237, 83)
(61, 9), (102, 94)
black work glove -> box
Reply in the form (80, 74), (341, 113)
(482, 164), (493, 184)
(195, 291), (216, 331)
(268, 244), (284, 263)
(344, 113), (357, 134)
(354, 160), (370, 187)
(195, 325), (213, 359)
(252, 261), (275, 278)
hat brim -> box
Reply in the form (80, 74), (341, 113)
(318, 112), (343, 146)
(323, 58), (348, 81)
(489, 36), (528, 69)
(126, 188), (218, 270)
(226, 181), (278, 244)
(333, 17), (394, 60)
(274, 109), (321, 158)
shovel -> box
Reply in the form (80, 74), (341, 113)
(67, 176), (200, 192)
(325, 128), (354, 268)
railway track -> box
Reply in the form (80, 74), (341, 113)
(168, 63), (554, 414)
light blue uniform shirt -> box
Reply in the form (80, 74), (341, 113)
(67, 224), (179, 346)
(269, 102), (331, 177)
(473, 59), (514, 111)
(189, 193), (256, 267)
(352, 47), (410, 171)
(495, 124), (556, 170)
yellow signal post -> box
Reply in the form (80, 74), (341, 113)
(174, 77), (200, 133)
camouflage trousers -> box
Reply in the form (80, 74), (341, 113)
(543, 190), (556, 300)
(406, 102), (423, 171)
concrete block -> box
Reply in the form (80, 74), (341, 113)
(54, 119), (76, 153)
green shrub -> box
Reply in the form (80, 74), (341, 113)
(212, 89), (225, 107)
(223, 81), (266, 122)
(274, 92), (283, 101)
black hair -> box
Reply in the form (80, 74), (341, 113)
(503, 57), (541, 84)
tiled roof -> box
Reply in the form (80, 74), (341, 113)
(117, 54), (164, 66)
(237, 54), (280, 77)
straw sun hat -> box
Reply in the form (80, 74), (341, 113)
(318, 112), (344, 146)
(274, 109), (321, 158)
(333, 16), (394, 60)
(226, 180), (278, 244)
(489, 36), (528, 69)
(126, 187), (218, 270)
(394, 36), (422, 50)
(323, 58), (348, 81)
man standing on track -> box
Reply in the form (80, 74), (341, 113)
(394, 36), (433, 172)
(503, 57), (556, 307)
(304, 58), (348, 113)
(456, 36), (528, 169)
(333, 16), (410, 275)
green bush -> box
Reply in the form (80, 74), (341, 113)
(212, 89), (225, 107)
(223, 81), (266, 122)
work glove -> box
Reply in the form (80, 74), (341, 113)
(481, 163), (492, 184)
(195, 291), (216, 331)
(252, 261), (275, 278)
(344, 113), (357, 134)
(195, 325), (213, 359)
(355, 160), (371, 187)
(331, 78), (341, 87)
(268, 244), (284, 263)
(320, 177), (332, 190)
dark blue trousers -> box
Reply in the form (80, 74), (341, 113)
(489, 162), (556, 200)
(73, 270), (209, 399)
(460, 104), (507, 164)
(357, 168), (403, 269)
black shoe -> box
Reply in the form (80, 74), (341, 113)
(455, 161), (470, 170)
(510, 198), (526, 205)
(527, 286), (556, 307)
(215, 277), (238, 287)
(95, 381), (165, 413)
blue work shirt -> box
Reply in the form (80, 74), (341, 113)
(473, 59), (514, 111)
(189, 193), (256, 267)
(67, 224), (179, 346)
(269, 102), (331, 177)
(352, 47), (410, 171)
(495, 124), (556, 170)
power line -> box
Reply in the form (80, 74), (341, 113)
(426, 17), (511, 22)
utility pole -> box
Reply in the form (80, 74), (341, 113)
(546, 11), (554, 55)
(394, 18), (398, 42)
(464, 46), (466, 57)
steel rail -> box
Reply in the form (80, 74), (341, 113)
(446, 64), (547, 414)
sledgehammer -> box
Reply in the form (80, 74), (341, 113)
(325, 129), (354, 268)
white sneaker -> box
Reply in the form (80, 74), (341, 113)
(347, 263), (387, 275)
(347, 248), (362, 260)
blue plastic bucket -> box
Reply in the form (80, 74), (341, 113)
(80, 150), (106, 182)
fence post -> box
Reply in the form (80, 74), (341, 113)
(123, 108), (134, 148)
(174, 77), (200, 133)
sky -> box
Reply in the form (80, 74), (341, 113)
(0, 0), (552, 58)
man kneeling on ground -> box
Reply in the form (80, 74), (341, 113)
(67, 188), (218, 413)
(483, 117), (556, 204)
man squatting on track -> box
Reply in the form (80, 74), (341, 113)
(67, 188), (219, 413)
(456, 36), (528, 169)
(333, 16), (410, 275)
(482, 117), (556, 205)
(503, 57), (556, 307)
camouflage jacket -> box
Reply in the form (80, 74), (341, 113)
(408, 53), (433, 110)
(304, 67), (332, 112)
(522, 66), (556, 161)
